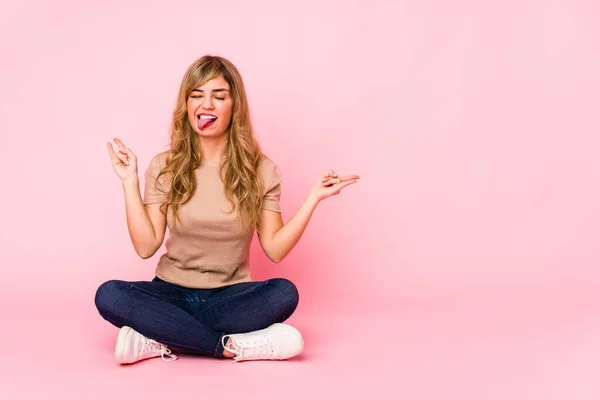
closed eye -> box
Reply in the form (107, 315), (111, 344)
(190, 95), (226, 101)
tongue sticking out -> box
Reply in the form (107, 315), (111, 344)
(198, 117), (216, 129)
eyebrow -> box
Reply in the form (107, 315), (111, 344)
(191, 88), (229, 93)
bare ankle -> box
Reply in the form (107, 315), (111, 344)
(222, 338), (235, 358)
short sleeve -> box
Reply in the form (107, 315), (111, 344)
(262, 163), (281, 213)
(143, 154), (169, 205)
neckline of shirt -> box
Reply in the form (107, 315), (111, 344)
(200, 159), (223, 168)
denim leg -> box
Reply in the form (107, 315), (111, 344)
(197, 278), (300, 334)
(94, 279), (226, 358)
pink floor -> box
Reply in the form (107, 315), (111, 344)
(3, 297), (599, 399)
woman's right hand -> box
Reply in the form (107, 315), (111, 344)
(107, 138), (138, 183)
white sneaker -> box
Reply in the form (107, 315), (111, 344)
(114, 326), (177, 364)
(222, 323), (304, 362)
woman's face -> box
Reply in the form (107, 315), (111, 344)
(187, 75), (233, 138)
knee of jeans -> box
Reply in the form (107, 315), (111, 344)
(94, 280), (126, 316)
(270, 278), (299, 309)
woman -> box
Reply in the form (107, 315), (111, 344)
(95, 55), (360, 365)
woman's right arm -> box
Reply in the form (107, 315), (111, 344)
(108, 138), (166, 259)
(122, 178), (166, 259)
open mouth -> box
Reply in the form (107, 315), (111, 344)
(197, 114), (217, 130)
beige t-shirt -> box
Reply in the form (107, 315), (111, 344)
(142, 152), (282, 289)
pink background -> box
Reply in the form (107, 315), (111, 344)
(1, 0), (599, 398)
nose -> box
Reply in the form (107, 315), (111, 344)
(201, 97), (215, 109)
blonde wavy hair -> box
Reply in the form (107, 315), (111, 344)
(156, 55), (266, 231)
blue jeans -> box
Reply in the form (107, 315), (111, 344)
(94, 277), (299, 358)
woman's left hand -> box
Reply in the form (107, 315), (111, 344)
(309, 169), (360, 203)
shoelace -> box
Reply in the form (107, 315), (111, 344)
(222, 336), (272, 362)
(142, 338), (178, 362)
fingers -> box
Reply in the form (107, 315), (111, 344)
(113, 138), (127, 150)
(114, 138), (135, 155)
(322, 177), (339, 186)
(321, 168), (359, 181)
(110, 138), (137, 164)
(116, 151), (130, 166)
(332, 178), (358, 188)
(106, 142), (120, 163)
(322, 174), (360, 187)
(119, 146), (136, 163)
(338, 179), (358, 189)
(107, 140), (131, 166)
(321, 170), (337, 183)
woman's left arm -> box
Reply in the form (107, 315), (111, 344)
(257, 169), (360, 263)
